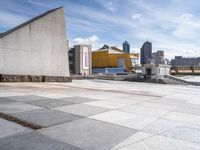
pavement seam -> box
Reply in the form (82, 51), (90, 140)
(0, 112), (43, 130)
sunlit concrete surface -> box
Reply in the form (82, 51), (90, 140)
(0, 80), (200, 150)
(0, 7), (70, 77)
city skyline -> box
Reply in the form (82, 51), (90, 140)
(1, 0), (200, 59)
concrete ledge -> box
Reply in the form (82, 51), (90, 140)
(71, 76), (84, 80)
(123, 78), (166, 84)
(44, 76), (72, 82)
(0, 74), (72, 82)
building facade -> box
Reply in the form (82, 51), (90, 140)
(140, 41), (152, 65)
(152, 50), (165, 65)
(171, 56), (200, 66)
(92, 45), (139, 74)
(0, 7), (70, 81)
(122, 41), (130, 53)
(69, 45), (92, 75)
(142, 64), (171, 77)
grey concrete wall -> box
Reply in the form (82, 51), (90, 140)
(0, 8), (69, 77)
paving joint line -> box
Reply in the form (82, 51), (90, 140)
(0, 112), (43, 130)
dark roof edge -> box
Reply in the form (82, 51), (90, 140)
(0, 6), (63, 38)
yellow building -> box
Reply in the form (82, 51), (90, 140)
(92, 45), (139, 71)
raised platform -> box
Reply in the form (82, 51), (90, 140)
(0, 74), (72, 82)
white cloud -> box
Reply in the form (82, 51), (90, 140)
(64, 0), (200, 59)
(27, 0), (50, 8)
(131, 13), (142, 20)
(180, 13), (194, 21)
(72, 35), (103, 50)
(130, 48), (140, 53)
(173, 24), (200, 39)
(73, 35), (99, 44)
(105, 1), (115, 12)
(172, 13), (200, 39)
(124, 1), (200, 59)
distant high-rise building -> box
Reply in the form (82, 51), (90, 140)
(122, 41), (130, 53)
(140, 41), (152, 65)
(157, 50), (164, 57)
(152, 50), (164, 65)
(171, 56), (200, 66)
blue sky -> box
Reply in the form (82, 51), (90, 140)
(1, 0), (200, 59)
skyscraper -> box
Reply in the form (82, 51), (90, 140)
(122, 41), (130, 53)
(140, 41), (152, 65)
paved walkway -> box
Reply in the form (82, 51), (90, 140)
(0, 80), (200, 150)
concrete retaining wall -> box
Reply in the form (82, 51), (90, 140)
(0, 74), (72, 82)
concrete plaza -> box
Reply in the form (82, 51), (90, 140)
(0, 80), (200, 150)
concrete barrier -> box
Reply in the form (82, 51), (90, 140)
(0, 74), (72, 82)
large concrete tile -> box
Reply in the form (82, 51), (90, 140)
(40, 118), (137, 150)
(174, 103), (200, 116)
(119, 135), (200, 150)
(163, 112), (200, 126)
(143, 118), (200, 134)
(143, 119), (183, 134)
(104, 98), (140, 105)
(59, 96), (98, 103)
(111, 132), (154, 150)
(53, 104), (109, 117)
(163, 94), (194, 101)
(86, 93), (122, 100)
(187, 98), (200, 105)
(150, 97), (185, 105)
(36, 93), (72, 99)
(6, 95), (47, 102)
(85, 101), (129, 109)
(136, 102), (176, 110)
(0, 102), (43, 114)
(119, 104), (173, 117)
(0, 97), (16, 104)
(90, 110), (157, 130)
(0, 132), (82, 150)
(26, 99), (74, 109)
(0, 93), (27, 98)
(126, 95), (155, 101)
(0, 118), (31, 139)
(162, 126), (200, 143)
(12, 109), (82, 127)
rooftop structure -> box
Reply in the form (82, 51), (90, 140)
(142, 64), (171, 78)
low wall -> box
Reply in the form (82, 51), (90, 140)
(123, 78), (166, 84)
(0, 74), (72, 82)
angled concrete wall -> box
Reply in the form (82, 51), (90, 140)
(0, 7), (69, 77)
